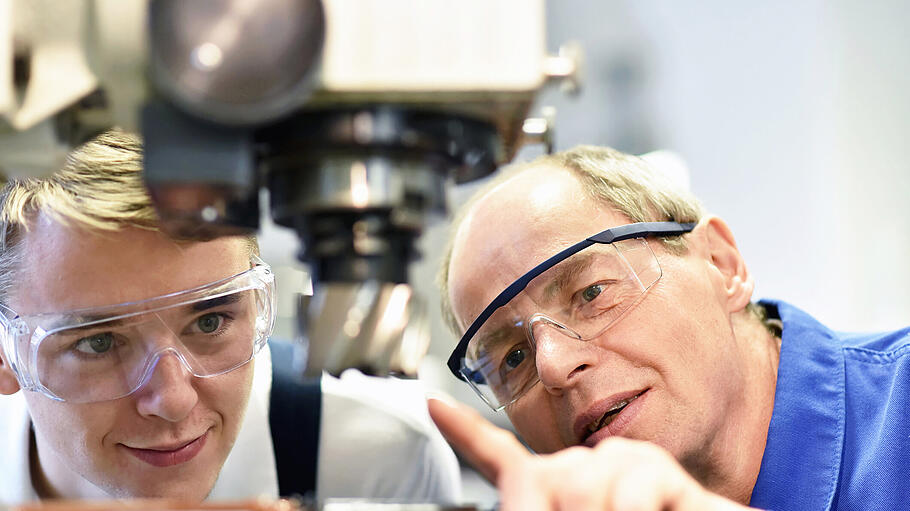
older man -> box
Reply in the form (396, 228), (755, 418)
(0, 130), (460, 504)
(429, 145), (909, 510)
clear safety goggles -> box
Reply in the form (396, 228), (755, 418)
(447, 222), (695, 411)
(0, 256), (275, 404)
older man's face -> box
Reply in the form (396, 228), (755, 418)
(447, 166), (751, 465)
(2, 214), (254, 500)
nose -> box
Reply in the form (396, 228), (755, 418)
(134, 349), (199, 422)
(530, 316), (594, 395)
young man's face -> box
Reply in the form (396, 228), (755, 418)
(447, 166), (755, 471)
(0, 213), (255, 500)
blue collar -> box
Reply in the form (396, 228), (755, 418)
(749, 300), (845, 509)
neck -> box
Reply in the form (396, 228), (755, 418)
(687, 313), (782, 504)
(29, 424), (59, 499)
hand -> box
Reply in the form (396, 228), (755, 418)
(427, 397), (756, 511)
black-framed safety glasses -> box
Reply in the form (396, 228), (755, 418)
(446, 221), (696, 410)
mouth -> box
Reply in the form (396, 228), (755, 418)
(576, 389), (647, 446)
(122, 430), (209, 468)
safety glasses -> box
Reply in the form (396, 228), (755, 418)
(447, 222), (695, 410)
(0, 256), (275, 403)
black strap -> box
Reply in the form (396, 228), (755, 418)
(268, 344), (322, 498)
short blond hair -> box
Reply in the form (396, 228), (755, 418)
(0, 129), (258, 303)
(437, 145), (706, 335)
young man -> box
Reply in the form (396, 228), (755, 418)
(430, 145), (909, 510)
(0, 130), (460, 503)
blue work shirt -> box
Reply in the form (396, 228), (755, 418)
(749, 300), (910, 510)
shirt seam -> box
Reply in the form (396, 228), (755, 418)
(829, 349), (849, 509)
(842, 342), (910, 364)
(821, 327), (847, 510)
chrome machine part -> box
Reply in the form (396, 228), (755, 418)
(0, 0), (102, 176)
(139, 0), (325, 237)
(263, 108), (500, 278)
(0, 0), (583, 380)
(136, 0), (552, 377)
(261, 107), (498, 376)
(148, 0), (325, 126)
(297, 282), (430, 377)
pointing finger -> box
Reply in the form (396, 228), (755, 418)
(427, 396), (531, 484)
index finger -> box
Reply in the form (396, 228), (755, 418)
(427, 396), (532, 484)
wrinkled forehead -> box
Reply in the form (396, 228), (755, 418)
(447, 166), (631, 331)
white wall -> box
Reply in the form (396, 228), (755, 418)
(618, 0), (910, 331)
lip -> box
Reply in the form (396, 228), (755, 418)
(122, 430), (209, 468)
(574, 388), (649, 446)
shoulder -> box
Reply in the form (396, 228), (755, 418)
(838, 328), (910, 361)
(753, 300), (910, 509)
(834, 330), (910, 508)
(316, 370), (461, 502)
(768, 299), (910, 357)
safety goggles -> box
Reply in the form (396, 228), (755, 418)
(447, 222), (695, 411)
(0, 256), (275, 404)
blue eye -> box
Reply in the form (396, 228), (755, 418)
(75, 333), (114, 354)
(196, 313), (223, 334)
(581, 285), (603, 302)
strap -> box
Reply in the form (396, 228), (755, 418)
(269, 345), (322, 498)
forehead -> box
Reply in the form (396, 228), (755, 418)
(458, 166), (628, 252)
(448, 166), (631, 327)
(11, 213), (250, 314)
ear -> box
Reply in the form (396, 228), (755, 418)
(700, 216), (754, 313)
(0, 348), (22, 395)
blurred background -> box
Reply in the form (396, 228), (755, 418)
(258, 0), (910, 503)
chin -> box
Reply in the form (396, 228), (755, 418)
(118, 480), (214, 501)
(94, 468), (218, 501)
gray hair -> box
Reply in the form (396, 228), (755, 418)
(437, 145), (706, 335)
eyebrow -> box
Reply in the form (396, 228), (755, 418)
(54, 316), (128, 333)
(468, 324), (519, 360)
(539, 252), (599, 305)
(47, 293), (245, 332)
(190, 293), (242, 312)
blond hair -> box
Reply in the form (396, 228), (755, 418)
(437, 145), (706, 335)
(0, 129), (257, 303)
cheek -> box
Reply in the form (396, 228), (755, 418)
(197, 364), (254, 436)
(631, 287), (721, 379)
(637, 256), (728, 347)
(630, 262), (743, 413)
(25, 395), (120, 468)
(505, 391), (566, 454)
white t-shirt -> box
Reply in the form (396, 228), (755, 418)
(0, 346), (461, 504)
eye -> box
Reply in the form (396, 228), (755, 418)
(74, 333), (115, 354)
(196, 313), (224, 334)
(581, 284), (603, 302)
(502, 346), (529, 373)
